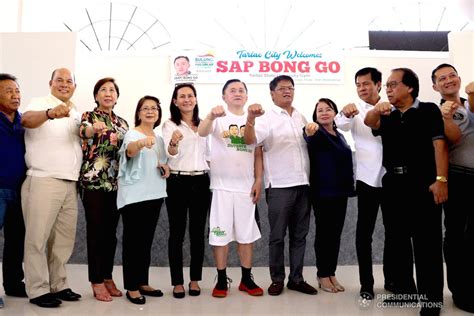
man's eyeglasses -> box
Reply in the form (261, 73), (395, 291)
(384, 81), (402, 89)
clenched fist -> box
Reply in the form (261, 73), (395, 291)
(466, 82), (474, 96)
(139, 136), (156, 149)
(171, 129), (183, 145)
(92, 120), (108, 135)
(207, 105), (226, 120)
(247, 103), (265, 119)
(305, 122), (319, 136)
(440, 101), (459, 120)
(374, 102), (392, 116)
(341, 103), (359, 118)
(49, 102), (71, 119)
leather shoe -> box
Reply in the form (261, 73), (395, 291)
(173, 291), (185, 299)
(384, 281), (397, 293)
(267, 281), (284, 296)
(287, 280), (318, 295)
(30, 293), (61, 308)
(139, 288), (163, 297)
(126, 291), (145, 305)
(188, 282), (201, 296)
(5, 282), (28, 297)
(453, 296), (474, 313)
(360, 285), (374, 300)
(53, 288), (81, 301)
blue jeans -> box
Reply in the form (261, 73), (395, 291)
(0, 187), (25, 289)
(0, 188), (20, 229)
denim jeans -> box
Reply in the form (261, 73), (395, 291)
(0, 188), (19, 229)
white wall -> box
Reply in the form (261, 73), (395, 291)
(0, 32), (76, 106)
(449, 31), (474, 82)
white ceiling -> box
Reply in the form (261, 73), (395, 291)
(10, 0), (474, 52)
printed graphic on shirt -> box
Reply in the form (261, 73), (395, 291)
(211, 226), (226, 237)
(222, 124), (251, 152)
(453, 112), (464, 121)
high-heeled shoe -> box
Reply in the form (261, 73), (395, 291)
(329, 276), (345, 292)
(188, 282), (201, 296)
(92, 283), (113, 302)
(126, 291), (146, 305)
(317, 277), (337, 293)
(104, 279), (122, 297)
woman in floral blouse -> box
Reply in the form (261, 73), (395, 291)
(79, 77), (128, 301)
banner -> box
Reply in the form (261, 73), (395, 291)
(171, 50), (344, 84)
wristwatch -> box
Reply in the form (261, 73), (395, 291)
(436, 176), (448, 183)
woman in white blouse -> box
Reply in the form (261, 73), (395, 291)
(162, 83), (210, 299)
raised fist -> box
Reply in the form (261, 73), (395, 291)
(305, 122), (319, 136)
(374, 102), (392, 116)
(341, 103), (359, 118)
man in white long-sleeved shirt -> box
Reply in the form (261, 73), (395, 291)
(334, 67), (396, 299)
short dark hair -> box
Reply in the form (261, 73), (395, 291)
(222, 79), (248, 95)
(170, 83), (200, 126)
(393, 68), (419, 99)
(0, 73), (17, 82)
(174, 56), (189, 63)
(134, 95), (162, 128)
(355, 67), (382, 85)
(269, 75), (294, 91)
(431, 63), (458, 84)
(313, 98), (339, 123)
(93, 77), (120, 106)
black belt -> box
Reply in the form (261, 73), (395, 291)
(170, 170), (207, 176)
(389, 166), (408, 175)
(450, 165), (474, 176)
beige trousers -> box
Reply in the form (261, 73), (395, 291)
(21, 176), (78, 299)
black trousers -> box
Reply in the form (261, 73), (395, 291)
(81, 189), (120, 283)
(382, 174), (443, 306)
(355, 180), (396, 288)
(313, 196), (347, 278)
(443, 168), (474, 303)
(121, 199), (162, 291)
(165, 174), (210, 286)
(1, 189), (25, 290)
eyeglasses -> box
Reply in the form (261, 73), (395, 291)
(140, 107), (159, 112)
(384, 81), (402, 89)
(275, 86), (295, 92)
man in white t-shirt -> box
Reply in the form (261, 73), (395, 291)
(244, 75), (317, 296)
(198, 79), (263, 298)
(21, 68), (83, 308)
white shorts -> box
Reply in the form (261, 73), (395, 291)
(209, 190), (261, 246)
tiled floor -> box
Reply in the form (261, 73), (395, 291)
(0, 264), (470, 315)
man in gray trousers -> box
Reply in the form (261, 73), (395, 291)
(244, 75), (317, 296)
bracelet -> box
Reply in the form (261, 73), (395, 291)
(246, 120), (255, 127)
(46, 108), (54, 120)
(169, 141), (178, 147)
